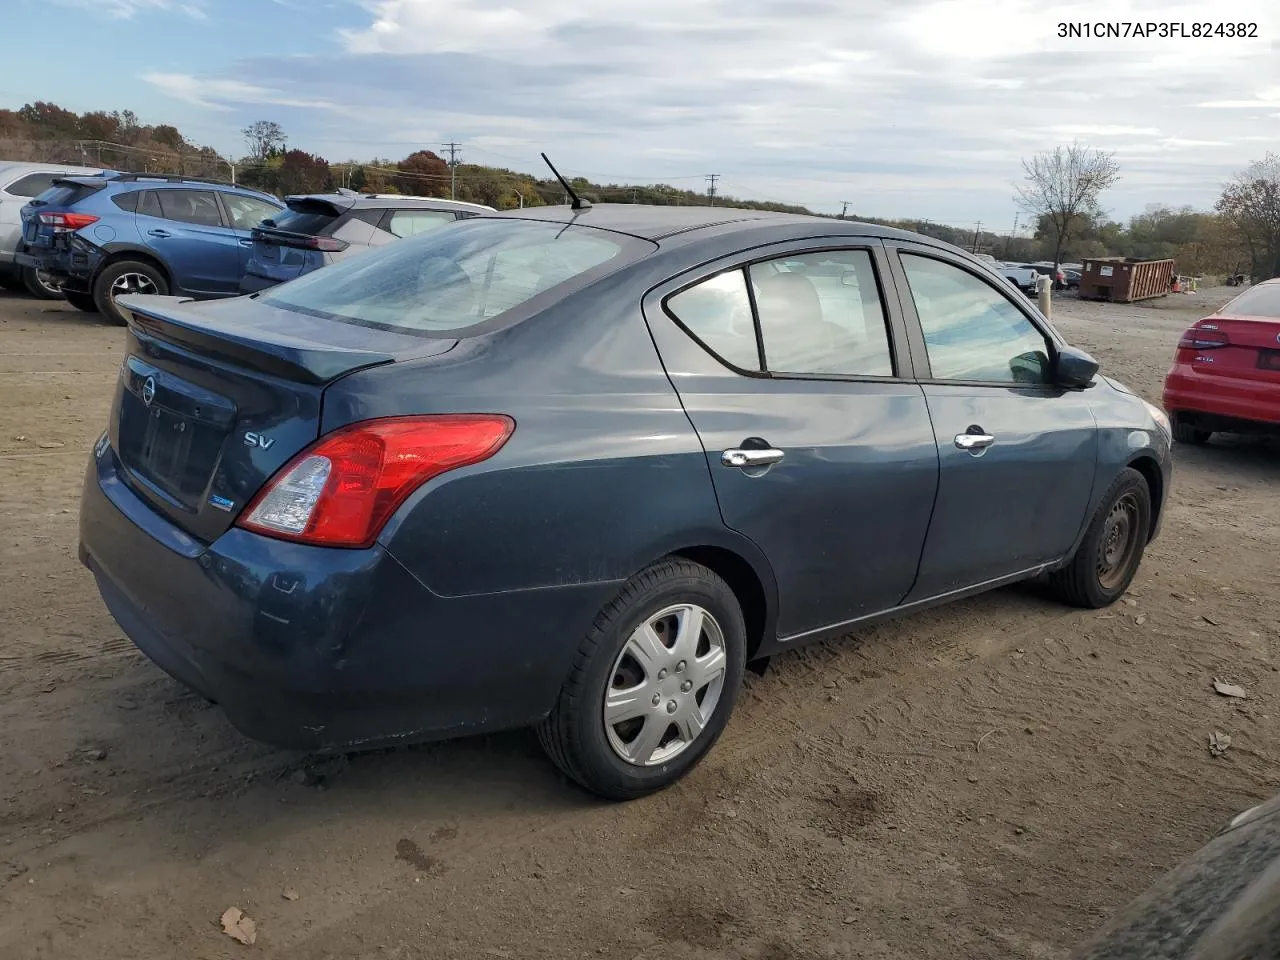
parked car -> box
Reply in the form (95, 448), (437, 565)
(1024, 261), (1068, 290)
(80, 205), (1171, 800)
(1062, 268), (1082, 290)
(16, 173), (282, 323)
(1162, 278), (1280, 444)
(0, 160), (107, 298)
(1071, 793), (1280, 959)
(999, 261), (1040, 294)
(239, 191), (494, 293)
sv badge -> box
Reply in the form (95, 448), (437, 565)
(243, 432), (276, 450)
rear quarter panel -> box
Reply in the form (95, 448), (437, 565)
(322, 267), (777, 600)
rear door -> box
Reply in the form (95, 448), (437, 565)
(137, 188), (242, 296)
(644, 239), (939, 641)
(884, 243), (1097, 599)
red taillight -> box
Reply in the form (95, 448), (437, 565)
(305, 236), (349, 252)
(237, 415), (515, 548)
(1178, 325), (1230, 350)
(38, 212), (100, 232)
(261, 232), (349, 252)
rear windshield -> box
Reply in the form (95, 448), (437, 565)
(261, 200), (343, 236)
(261, 218), (646, 335)
(35, 181), (104, 206)
(1223, 284), (1280, 319)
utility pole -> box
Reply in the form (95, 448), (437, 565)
(840, 201), (851, 219)
(971, 220), (982, 254)
(705, 173), (720, 206)
(442, 141), (461, 200)
(1005, 213), (1019, 259)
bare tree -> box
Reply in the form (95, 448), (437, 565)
(1016, 143), (1120, 267)
(1215, 153), (1280, 280)
(241, 120), (286, 162)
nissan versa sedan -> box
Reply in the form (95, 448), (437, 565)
(79, 205), (1172, 800)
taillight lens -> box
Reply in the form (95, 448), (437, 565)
(237, 415), (515, 548)
(1178, 326), (1230, 350)
(38, 212), (100, 233)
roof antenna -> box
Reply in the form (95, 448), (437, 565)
(541, 152), (591, 211)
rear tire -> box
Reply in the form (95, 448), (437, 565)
(1049, 467), (1152, 609)
(22, 265), (64, 300)
(1172, 417), (1211, 445)
(63, 290), (98, 313)
(0, 271), (25, 293)
(93, 260), (168, 325)
(537, 558), (747, 801)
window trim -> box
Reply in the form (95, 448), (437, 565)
(886, 243), (1065, 390)
(658, 240), (911, 383)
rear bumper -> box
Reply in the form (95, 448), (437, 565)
(15, 238), (100, 291)
(1163, 364), (1280, 430)
(80, 442), (617, 751)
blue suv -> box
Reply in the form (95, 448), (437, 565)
(16, 173), (282, 323)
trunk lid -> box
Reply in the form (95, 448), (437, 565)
(109, 294), (458, 542)
(20, 177), (108, 250)
(1189, 314), (1280, 382)
(245, 196), (351, 284)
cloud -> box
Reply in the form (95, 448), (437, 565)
(148, 0), (1280, 220)
(141, 73), (337, 112)
(51, 0), (204, 17)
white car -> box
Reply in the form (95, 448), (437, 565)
(0, 160), (107, 298)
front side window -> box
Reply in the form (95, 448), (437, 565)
(901, 254), (1052, 384)
(224, 194), (282, 230)
(748, 250), (893, 376)
(388, 209), (455, 238)
(262, 218), (639, 334)
(157, 189), (223, 227)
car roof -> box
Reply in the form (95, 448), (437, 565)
(486, 203), (928, 243)
(290, 192), (494, 213)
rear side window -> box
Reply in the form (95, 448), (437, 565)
(265, 200), (342, 236)
(136, 191), (162, 219)
(112, 193), (139, 212)
(1222, 284), (1280, 318)
(157, 190), (223, 227)
(262, 218), (638, 335)
(4, 173), (65, 197)
(749, 251), (893, 376)
(665, 248), (896, 377)
(387, 209), (455, 238)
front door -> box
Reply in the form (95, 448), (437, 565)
(644, 241), (939, 641)
(884, 244), (1098, 600)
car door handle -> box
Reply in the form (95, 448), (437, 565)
(954, 432), (996, 452)
(722, 448), (785, 468)
(238, 238), (253, 247)
(147, 229), (171, 238)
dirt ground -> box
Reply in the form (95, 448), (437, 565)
(0, 285), (1277, 960)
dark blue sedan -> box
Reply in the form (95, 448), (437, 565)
(79, 205), (1172, 799)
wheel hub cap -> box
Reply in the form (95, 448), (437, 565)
(603, 603), (728, 767)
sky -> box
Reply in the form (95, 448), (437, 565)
(5, 0), (1280, 230)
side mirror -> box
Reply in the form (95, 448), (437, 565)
(1055, 344), (1099, 388)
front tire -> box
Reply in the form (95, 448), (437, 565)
(537, 558), (747, 801)
(1050, 467), (1152, 609)
(93, 260), (168, 325)
(63, 290), (98, 313)
(22, 265), (64, 300)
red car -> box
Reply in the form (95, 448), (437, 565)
(1163, 279), (1280, 444)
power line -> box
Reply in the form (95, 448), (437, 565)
(442, 141), (461, 201)
(705, 173), (720, 206)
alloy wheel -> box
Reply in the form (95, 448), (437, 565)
(109, 272), (160, 300)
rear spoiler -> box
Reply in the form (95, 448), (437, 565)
(116, 296), (395, 385)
